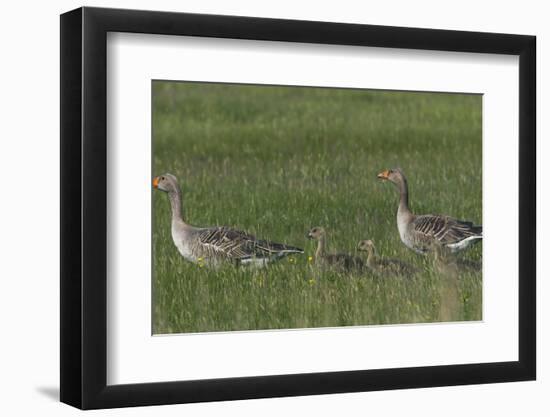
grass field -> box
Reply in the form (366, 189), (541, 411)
(152, 81), (482, 335)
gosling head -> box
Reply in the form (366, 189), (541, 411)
(377, 168), (405, 186)
(153, 173), (179, 193)
(307, 226), (326, 241)
(357, 239), (375, 252)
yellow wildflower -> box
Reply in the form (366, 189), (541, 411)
(308, 278), (316, 286)
(308, 256), (313, 263)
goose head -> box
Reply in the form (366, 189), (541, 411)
(153, 173), (179, 193)
(307, 226), (326, 241)
(377, 168), (405, 186)
(357, 239), (375, 253)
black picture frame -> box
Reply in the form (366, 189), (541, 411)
(60, 6), (536, 410)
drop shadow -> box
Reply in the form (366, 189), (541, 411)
(36, 386), (59, 401)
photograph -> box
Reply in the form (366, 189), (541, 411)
(151, 81), (483, 335)
(53, 3), (538, 411)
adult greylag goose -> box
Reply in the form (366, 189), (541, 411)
(377, 168), (482, 254)
(432, 242), (482, 276)
(357, 239), (418, 277)
(153, 173), (303, 267)
(307, 227), (364, 272)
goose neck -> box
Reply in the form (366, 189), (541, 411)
(366, 247), (378, 268)
(168, 188), (187, 226)
(315, 236), (326, 259)
(397, 176), (411, 216)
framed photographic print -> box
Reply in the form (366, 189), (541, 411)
(60, 6), (536, 409)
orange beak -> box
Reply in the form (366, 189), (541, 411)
(377, 169), (391, 180)
(152, 176), (160, 189)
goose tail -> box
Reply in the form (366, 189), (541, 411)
(267, 242), (304, 254)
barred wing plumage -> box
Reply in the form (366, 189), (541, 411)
(196, 226), (303, 263)
(411, 215), (483, 249)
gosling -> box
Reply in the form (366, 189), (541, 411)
(307, 227), (364, 272)
(357, 239), (418, 278)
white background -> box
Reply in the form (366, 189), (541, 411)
(0, 0), (546, 416)
(108, 34), (519, 384)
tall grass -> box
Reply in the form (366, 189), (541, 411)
(152, 81), (482, 334)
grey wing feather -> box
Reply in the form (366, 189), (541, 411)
(412, 215), (482, 246)
(197, 226), (303, 261)
(196, 227), (252, 260)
